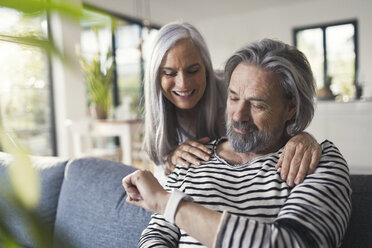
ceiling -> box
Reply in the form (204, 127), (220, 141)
(147, 0), (319, 24)
(87, 0), (320, 26)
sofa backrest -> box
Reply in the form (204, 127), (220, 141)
(53, 157), (152, 248)
(2, 150), (372, 247)
(0, 153), (67, 247)
(341, 174), (372, 248)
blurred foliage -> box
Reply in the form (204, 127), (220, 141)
(0, 0), (83, 246)
(1, 0), (82, 20)
(0, 0), (84, 61)
(0, 125), (46, 247)
(0, 129), (40, 209)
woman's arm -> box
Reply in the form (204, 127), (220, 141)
(166, 132), (321, 187)
(277, 131), (321, 186)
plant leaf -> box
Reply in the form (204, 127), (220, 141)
(0, 0), (83, 20)
(0, 34), (64, 59)
(0, 126), (40, 210)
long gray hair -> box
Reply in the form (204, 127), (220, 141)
(224, 39), (316, 137)
(143, 22), (225, 165)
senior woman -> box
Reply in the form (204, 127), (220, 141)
(142, 21), (321, 187)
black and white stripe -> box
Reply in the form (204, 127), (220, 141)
(139, 139), (351, 248)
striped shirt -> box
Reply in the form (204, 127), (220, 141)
(138, 139), (351, 248)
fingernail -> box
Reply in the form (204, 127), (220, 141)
(204, 156), (209, 161)
(281, 173), (287, 180)
(295, 178), (301, 185)
(287, 179), (294, 187)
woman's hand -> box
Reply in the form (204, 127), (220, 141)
(165, 137), (212, 175)
(277, 132), (321, 187)
(122, 170), (170, 214)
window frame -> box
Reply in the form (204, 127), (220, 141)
(82, 3), (160, 108)
(293, 19), (359, 99)
(0, 8), (57, 156)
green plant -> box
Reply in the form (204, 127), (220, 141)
(0, 0), (83, 59)
(0, 124), (47, 247)
(78, 47), (115, 119)
(0, 0), (84, 247)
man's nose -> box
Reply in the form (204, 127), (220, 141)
(233, 103), (251, 122)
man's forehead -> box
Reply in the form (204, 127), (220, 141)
(229, 63), (282, 99)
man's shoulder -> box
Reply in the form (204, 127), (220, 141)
(206, 137), (227, 149)
(318, 139), (349, 172)
(320, 139), (344, 157)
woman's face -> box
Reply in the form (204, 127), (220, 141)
(159, 39), (207, 110)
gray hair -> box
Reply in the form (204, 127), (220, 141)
(143, 21), (225, 165)
(224, 39), (316, 137)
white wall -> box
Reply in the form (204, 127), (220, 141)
(307, 101), (372, 174)
(59, 0), (372, 171)
(83, 0), (372, 97)
(191, 0), (372, 171)
(195, 0), (372, 99)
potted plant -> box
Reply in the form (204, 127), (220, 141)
(78, 48), (115, 119)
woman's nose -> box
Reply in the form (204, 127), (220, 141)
(175, 72), (189, 88)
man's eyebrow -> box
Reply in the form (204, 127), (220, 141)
(228, 88), (266, 102)
(228, 88), (238, 95)
(248, 97), (266, 102)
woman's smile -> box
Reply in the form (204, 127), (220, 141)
(160, 39), (207, 110)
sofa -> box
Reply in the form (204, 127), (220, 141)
(0, 152), (371, 247)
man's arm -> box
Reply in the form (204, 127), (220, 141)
(123, 140), (351, 247)
(138, 213), (180, 248)
(123, 169), (221, 247)
(174, 141), (351, 247)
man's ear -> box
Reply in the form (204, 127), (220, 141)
(285, 98), (297, 121)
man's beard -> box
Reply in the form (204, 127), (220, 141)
(226, 119), (277, 153)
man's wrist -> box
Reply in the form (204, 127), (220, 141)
(160, 192), (171, 214)
(163, 189), (193, 224)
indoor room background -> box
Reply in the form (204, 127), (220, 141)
(0, 0), (371, 173)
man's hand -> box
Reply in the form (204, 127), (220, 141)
(276, 132), (321, 187)
(122, 170), (170, 214)
(165, 137), (212, 175)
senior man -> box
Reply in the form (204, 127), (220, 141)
(123, 39), (351, 248)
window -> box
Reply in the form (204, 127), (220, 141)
(0, 7), (56, 156)
(80, 6), (159, 118)
(294, 20), (358, 101)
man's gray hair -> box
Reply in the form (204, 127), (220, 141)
(143, 21), (225, 165)
(224, 39), (316, 137)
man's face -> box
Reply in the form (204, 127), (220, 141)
(226, 63), (295, 154)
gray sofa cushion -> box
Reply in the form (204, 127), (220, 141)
(53, 157), (151, 248)
(0, 153), (67, 247)
(341, 174), (372, 248)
